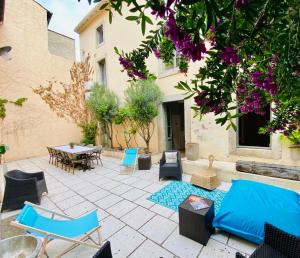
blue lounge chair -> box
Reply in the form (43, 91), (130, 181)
(11, 202), (103, 258)
(120, 148), (138, 174)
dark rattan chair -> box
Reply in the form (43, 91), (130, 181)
(1, 170), (48, 212)
(92, 241), (113, 258)
(159, 150), (182, 181)
(236, 223), (300, 258)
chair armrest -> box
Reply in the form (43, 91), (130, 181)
(27, 171), (45, 180)
(159, 159), (165, 165)
(235, 253), (246, 258)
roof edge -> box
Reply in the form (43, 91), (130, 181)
(74, 2), (105, 34)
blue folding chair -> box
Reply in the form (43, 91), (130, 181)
(120, 148), (138, 174)
(11, 202), (103, 258)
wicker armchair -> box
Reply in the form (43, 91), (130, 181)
(236, 223), (300, 258)
(159, 150), (182, 181)
(92, 241), (113, 258)
(1, 170), (48, 212)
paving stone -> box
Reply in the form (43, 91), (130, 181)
(211, 230), (229, 244)
(100, 215), (126, 239)
(134, 194), (155, 209)
(130, 179), (153, 189)
(76, 185), (100, 196)
(121, 177), (140, 185)
(121, 188), (147, 201)
(64, 201), (96, 218)
(106, 200), (137, 218)
(110, 184), (133, 195)
(121, 206), (155, 230)
(94, 194), (123, 209)
(56, 195), (85, 210)
(109, 226), (146, 258)
(144, 183), (164, 193)
(85, 189), (110, 202)
(100, 180), (121, 190)
(49, 190), (77, 203)
(227, 235), (257, 255)
(163, 227), (202, 258)
(139, 215), (177, 244)
(198, 238), (238, 258)
(169, 212), (179, 223)
(150, 204), (174, 218)
(129, 239), (174, 258)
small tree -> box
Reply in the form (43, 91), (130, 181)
(88, 84), (119, 148)
(125, 79), (163, 153)
(114, 106), (137, 149)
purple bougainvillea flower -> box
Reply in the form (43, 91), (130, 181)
(219, 47), (240, 65)
(165, 14), (206, 62)
(235, 0), (248, 9)
(119, 57), (133, 70)
(153, 48), (161, 59)
(251, 70), (278, 95)
(133, 70), (146, 80)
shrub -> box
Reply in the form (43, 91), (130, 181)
(80, 122), (98, 145)
(87, 84), (119, 148)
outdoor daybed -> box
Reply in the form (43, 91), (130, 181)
(213, 179), (300, 244)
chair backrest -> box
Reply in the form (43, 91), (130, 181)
(5, 170), (32, 180)
(264, 223), (300, 258)
(123, 148), (138, 165)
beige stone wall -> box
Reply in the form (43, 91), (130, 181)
(48, 30), (75, 60)
(76, 5), (300, 166)
(0, 0), (81, 161)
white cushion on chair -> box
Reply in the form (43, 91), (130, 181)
(165, 152), (177, 164)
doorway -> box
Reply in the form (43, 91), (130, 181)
(164, 101), (185, 151)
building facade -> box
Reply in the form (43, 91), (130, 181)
(0, 0), (81, 161)
(75, 3), (300, 166)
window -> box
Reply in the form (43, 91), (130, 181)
(96, 25), (104, 45)
(98, 59), (107, 86)
(161, 51), (180, 73)
(238, 104), (271, 148)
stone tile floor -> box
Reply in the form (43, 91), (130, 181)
(0, 156), (258, 257)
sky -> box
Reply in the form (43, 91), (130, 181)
(37, 0), (96, 60)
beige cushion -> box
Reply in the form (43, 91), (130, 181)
(165, 152), (177, 164)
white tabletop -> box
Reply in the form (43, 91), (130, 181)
(53, 145), (96, 154)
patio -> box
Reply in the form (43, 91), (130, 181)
(0, 155), (257, 258)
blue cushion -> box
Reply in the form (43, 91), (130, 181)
(213, 179), (300, 244)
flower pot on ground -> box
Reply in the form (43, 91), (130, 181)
(186, 143), (199, 161)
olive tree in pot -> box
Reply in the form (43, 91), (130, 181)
(125, 79), (163, 154)
(87, 83), (119, 148)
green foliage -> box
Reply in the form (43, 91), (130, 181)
(125, 79), (163, 152)
(82, 0), (300, 135)
(158, 36), (175, 65)
(80, 122), (98, 145)
(0, 97), (27, 119)
(87, 84), (119, 147)
(280, 130), (300, 146)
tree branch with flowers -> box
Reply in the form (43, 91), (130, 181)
(82, 0), (300, 138)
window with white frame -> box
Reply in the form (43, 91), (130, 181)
(160, 51), (180, 73)
(98, 59), (107, 86)
(96, 25), (104, 45)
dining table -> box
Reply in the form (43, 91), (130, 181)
(53, 145), (97, 171)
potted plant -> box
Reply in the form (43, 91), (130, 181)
(0, 144), (9, 154)
(125, 79), (163, 154)
(280, 130), (300, 161)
